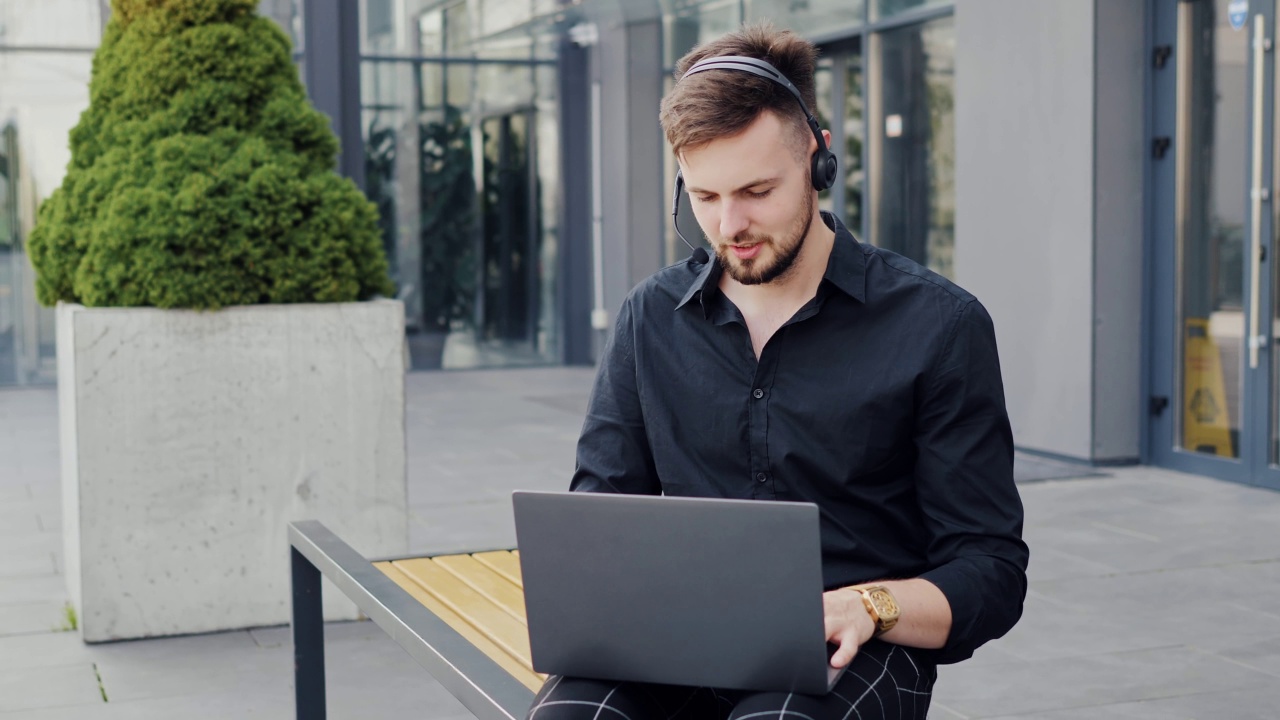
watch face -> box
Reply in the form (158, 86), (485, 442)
(869, 589), (900, 618)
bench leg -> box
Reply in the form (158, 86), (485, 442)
(292, 547), (326, 720)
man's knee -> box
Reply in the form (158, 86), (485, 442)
(525, 676), (672, 720)
(526, 675), (728, 720)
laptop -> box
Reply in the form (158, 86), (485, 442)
(512, 491), (846, 693)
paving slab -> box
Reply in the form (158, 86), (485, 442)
(991, 565), (1280, 662)
(0, 534), (58, 578)
(0, 631), (97, 672)
(986, 686), (1280, 720)
(89, 629), (283, 704)
(1215, 635), (1280, 678)
(0, 602), (71, 636)
(928, 702), (969, 719)
(1013, 454), (1106, 483)
(0, 620), (477, 719)
(0, 485), (31, 502)
(0, 513), (40, 536)
(933, 645), (1274, 718)
(0, 573), (65, 607)
(1023, 543), (1121, 584)
(35, 512), (60, 532)
(409, 498), (519, 555)
(0, 662), (104, 714)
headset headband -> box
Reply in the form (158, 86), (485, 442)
(680, 55), (826, 151)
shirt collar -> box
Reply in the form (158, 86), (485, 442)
(821, 212), (867, 303)
(674, 211), (867, 313)
(675, 252), (719, 312)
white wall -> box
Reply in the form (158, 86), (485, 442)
(956, 0), (1099, 460)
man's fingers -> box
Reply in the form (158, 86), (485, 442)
(830, 635), (858, 668)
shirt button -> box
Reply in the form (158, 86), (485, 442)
(752, 388), (765, 399)
(756, 472), (767, 483)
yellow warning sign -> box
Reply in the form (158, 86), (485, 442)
(1182, 317), (1233, 457)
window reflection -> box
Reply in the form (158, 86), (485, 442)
(0, 125), (17, 385)
(362, 2), (563, 370)
(842, 52), (865, 238)
(746, 0), (864, 39)
(814, 48), (864, 238)
(871, 16), (954, 278)
(871, 0), (948, 21)
(1176, 0), (1243, 458)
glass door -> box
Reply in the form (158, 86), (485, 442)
(814, 41), (866, 240)
(868, 15), (956, 279)
(1151, 0), (1280, 489)
(479, 111), (540, 352)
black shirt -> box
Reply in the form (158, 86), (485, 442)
(571, 212), (1029, 664)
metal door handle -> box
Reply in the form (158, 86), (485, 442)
(1249, 15), (1267, 369)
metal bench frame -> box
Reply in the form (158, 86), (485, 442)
(288, 520), (536, 720)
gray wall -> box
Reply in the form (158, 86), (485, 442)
(955, 0), (1144, 462)
(1092, 0), (1145, 462)
(590, 0), (665, 356)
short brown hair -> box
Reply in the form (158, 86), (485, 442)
(659, 23), (819, 158)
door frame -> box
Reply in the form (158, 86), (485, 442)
(1145, 0), (1280, 490)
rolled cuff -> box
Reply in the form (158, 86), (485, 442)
(918, 553), (1027, 664)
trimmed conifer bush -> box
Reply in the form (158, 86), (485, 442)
(27, 0), (395, 309)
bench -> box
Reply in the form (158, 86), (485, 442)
(287, 520), (542, 720)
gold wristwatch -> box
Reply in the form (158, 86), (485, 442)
(850, 585), (901, 637)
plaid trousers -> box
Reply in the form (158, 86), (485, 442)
(524, 640), (936, 720)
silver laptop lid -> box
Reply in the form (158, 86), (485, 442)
(513, 491), (839, 693)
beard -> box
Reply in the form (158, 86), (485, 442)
(713, 183), (815, 286)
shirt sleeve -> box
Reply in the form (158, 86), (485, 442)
(914, 299), (1030, 664)
(569, 295), (661, 495)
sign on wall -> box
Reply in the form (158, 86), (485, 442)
(1229, 0), (1249, 31)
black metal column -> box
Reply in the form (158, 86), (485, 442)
(301, 0), (365, 191)
(292, 547), (326, 719)
(558, 37), (594, 365)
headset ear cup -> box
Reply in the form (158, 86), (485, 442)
(811, 150), (837, 191)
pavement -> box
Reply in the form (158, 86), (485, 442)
(2, 367), (1279, 718)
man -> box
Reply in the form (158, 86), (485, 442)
(528, 24), (1028, 720)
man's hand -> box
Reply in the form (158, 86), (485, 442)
(823, 587), (877, 668)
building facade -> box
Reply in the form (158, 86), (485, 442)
(2, 0), (1278, 490)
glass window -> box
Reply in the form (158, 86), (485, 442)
(666, 0), (744, 63)
(363, 3), (563, 371)
(871, 0), (948, 22)
(258, 0), (304, 51)
(814, 57), (835, 215)
(420, 9), (444, 54)
(870, 16), (954, 278)
(747, 0), (865, 39)
(0, 2), (92, 387)
(814, 47), (864, 237)
(841, 52), (865, 237)
(444, 1), (472, 55)
(0, 125), (16, 385)
(1175, 0), (1244, 458)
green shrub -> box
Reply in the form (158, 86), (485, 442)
(27, 0), (395, 309)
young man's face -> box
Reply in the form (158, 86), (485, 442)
(679, 111), (816, 286)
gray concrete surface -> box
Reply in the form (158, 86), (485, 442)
(3, 368), (1280, 718)
(56, 300), (408, 640)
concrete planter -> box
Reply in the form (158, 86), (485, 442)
(56, 300), (408, 642)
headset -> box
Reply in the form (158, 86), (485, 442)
(671, 55), (838, 263)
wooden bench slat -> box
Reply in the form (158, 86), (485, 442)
(374, 562), (545, 692)
(392, 557), (539, 676)
(433, 555), (528, 625)
(472, 550), (524, 588)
